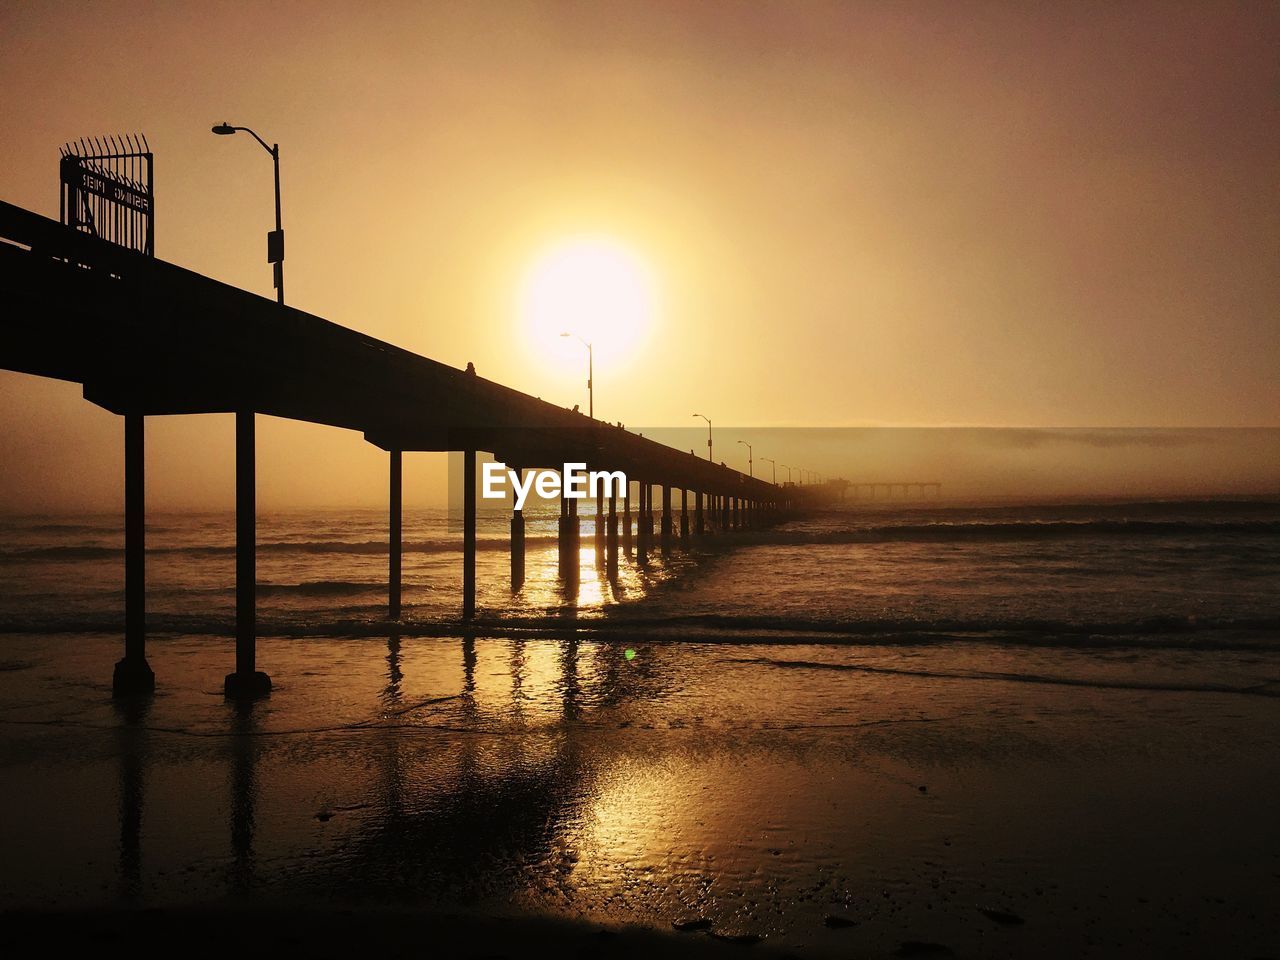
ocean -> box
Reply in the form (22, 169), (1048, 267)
(2, 496), (1277, 652)
(1, 496), (1278, 957)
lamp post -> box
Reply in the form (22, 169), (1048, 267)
(693, 413), (712, 461)
(780, 463), (793, 484)
(759, 456), (777, 484)
(209, 121), (285, 698)
(737, 440), (753, 478)
(559, 332), (593, 418)
(212, 122), (284, 304)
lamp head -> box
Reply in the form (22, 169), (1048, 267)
(211, 123), (236, 136)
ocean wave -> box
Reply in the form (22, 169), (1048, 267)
(567, 611), (1280, 637)
(724, 656), (1280, 698)
(0, 536), (562, 563)
(256, 580), (387, 597)
(745, 519), (1280, 546)
(5, 520), (1274, 564)
(0, 611), (1277, 651)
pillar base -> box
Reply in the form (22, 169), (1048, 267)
(112, 657), (155, 697)
(224, 670), (272, 699)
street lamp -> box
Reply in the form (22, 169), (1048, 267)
(212, 122), (284, 305)
(737, 440), (753, 477)
(780, 463), (793, 483)
(693, 413), (712, 461)
(560, 332), (593, 418)
(759, 456), (777, 484)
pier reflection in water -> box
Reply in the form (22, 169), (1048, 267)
(202, 629), (674, 907)
(502, 515), (685, 615)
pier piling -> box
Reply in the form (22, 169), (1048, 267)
(558, 477), (580, 584)
(595, 487), (605, 565)
(511, 467), (525, 590)
(113, 412), (154, 696)
(661, 485), (673, 552)
(623, 481), (633, 552)
(463, 448), (476, 618)
(225, 410), (270, 698)
(636, 481), (649, 564)
(607, 491), (619, 570)
(389, 449), (402, 620)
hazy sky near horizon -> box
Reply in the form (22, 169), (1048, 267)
(1, 1), (1277, 509)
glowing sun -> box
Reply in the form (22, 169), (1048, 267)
(517, 236), (657, 369)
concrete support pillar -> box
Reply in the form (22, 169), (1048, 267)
(511, 467), (525, 590)
(643, 483), (654, 542)
(636, 481), (649, 564)
(113, 412), (154, 696)
(226, 410), (270, 698)
(558, 487), (568, 570)
(463, 448), (477, 619)
(680, 488), (690, 546)
(733, 496), (740, 529)
(652, 484), (659, 539)
(558, 480), (580, 583)
(389, 449), (402, 620)
(660, 484), (673, 552)
(570, 488), (580, 580)
(695, 490), (704, 535)
(623, 481), (633, 551)
(607, 491), (619, 571)
(721, 493), (730, 531)
(572, 491), (580, 537)
(595, 486), (605, 566)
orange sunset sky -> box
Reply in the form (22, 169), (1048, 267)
(1, 2), (1277, 509)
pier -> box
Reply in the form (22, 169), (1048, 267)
(0, 199), (799, 698)
(847, 481), (942, 499)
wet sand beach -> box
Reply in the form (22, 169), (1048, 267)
(2, 631), (1277, 958)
